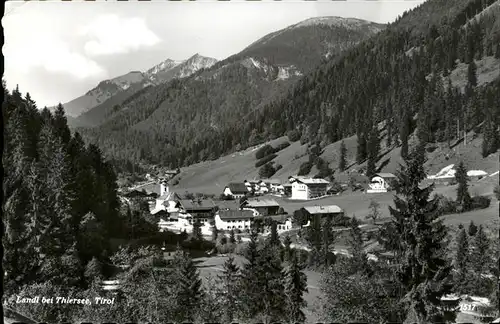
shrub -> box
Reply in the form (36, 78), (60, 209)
(470, 196), (491, 210)
(275, 141), (291, 151)
(287, 130), (301, 142)
(255, 145), (276, 160)
(255, 153), (277, 168)
(275, 164), (283, 172)
(298, 161), (313, 176)
(434, 194), (458, 216)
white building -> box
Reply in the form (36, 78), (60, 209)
(276, 218), (293, 233)
(215, 209), (255, 231)
(223, 183), (249, 199)
(150, 184), (181, 215)
(289, 177), (330, 200)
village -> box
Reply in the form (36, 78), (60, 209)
(122, 165), (494, 239)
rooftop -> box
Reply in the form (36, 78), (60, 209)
(243, 197), (280, 207)
(295, 177), (330, 184)
(375, 173), (397, 178)
(178, 199), (217, 210)
(217, 200), (241, 211)
(218, 210), (254, 220)
(226, 182), (249, 194)
(303, 205), (343, 214)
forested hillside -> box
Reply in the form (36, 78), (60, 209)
(2, 83), (144, 293)
(76, 17), (384, 166)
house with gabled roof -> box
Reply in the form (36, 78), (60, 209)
(299, 205), (348, 226)
(223, 182), (249, 199)
(241, 197), (281, 216)
(177, 199), (217, 223)
(215, 209), (255, 231)
(289, 176), (330, 200)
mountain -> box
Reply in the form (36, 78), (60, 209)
(61, 71), (147, 118)
(145, 54), (218, 84)
(63, 54), (218, 119)
(76, 16), (385, 160)
(78, 0), (499, 178)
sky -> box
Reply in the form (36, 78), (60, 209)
(3, 0), (425, 108)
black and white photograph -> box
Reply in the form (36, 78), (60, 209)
(2, 0), (500, 323)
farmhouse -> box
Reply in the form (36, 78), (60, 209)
(177, 199), (217, 223)
(223, 182), (249, 199)
(260, 214), (293, 233)
(241, 197), (280, 216)
(289, 177), (330, 200)
(215, 209), (254, 230)
(300, 205), (346, 226)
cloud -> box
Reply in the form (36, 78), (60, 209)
(4, 36), (107, 80)
(3, 11), (107, 80)
(80, 14), (161, 56)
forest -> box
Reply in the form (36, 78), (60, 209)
(77, 0), (499, 170)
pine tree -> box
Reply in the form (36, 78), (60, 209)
(467, 60), (477, 87)
(455, 161), (472, 212)
(229, 228), (236, 244)
(283, 235), (292, 263)
(172, 248), (204, 322)
(338, 140), (347, 172)
(467, 220), (478, 236)
(366, 126), (381, 178)
(321, 216), (336, 267)
(356, 133), (368, 164)
(216, 256), (242, 323)
(347, 216), (367, 272)
(454, 228), (470, 294)
(283, 253), (308, 323)
(253, 244), (286, 323)
(268, 221), (279, 246)
(387, 143), (455, 324)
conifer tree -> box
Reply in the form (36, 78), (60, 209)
(387, 143), (455, 324)
(454, 228), (470, 294)
(467, 60), (477, 87)
(283, 253), (308, 324)
(216, 256), (242, 323)
(366, 126), (380, 178)
(321, 216), (336, 267)
(283, 235), (293, 263)
(172, 248), (203, 322)
(455, 161), (472, 212)
(338, 140), (347, 172)
(269, 221), (279, 246)
(347, 216), (367, 272)
(467, 220), (478, 236)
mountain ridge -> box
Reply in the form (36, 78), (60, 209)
(62, 53), (218, 118)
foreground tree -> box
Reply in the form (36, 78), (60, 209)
(338, 140), (347, 172)
(171, 248), (204, 322)
(387, 143), (455, 324)
(320, 257), (405, 323)
(283, 253), (308, 323)
(216, 256), (242, 322)
(455, 161), (472, 211)
(454, 228), (471, 294)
